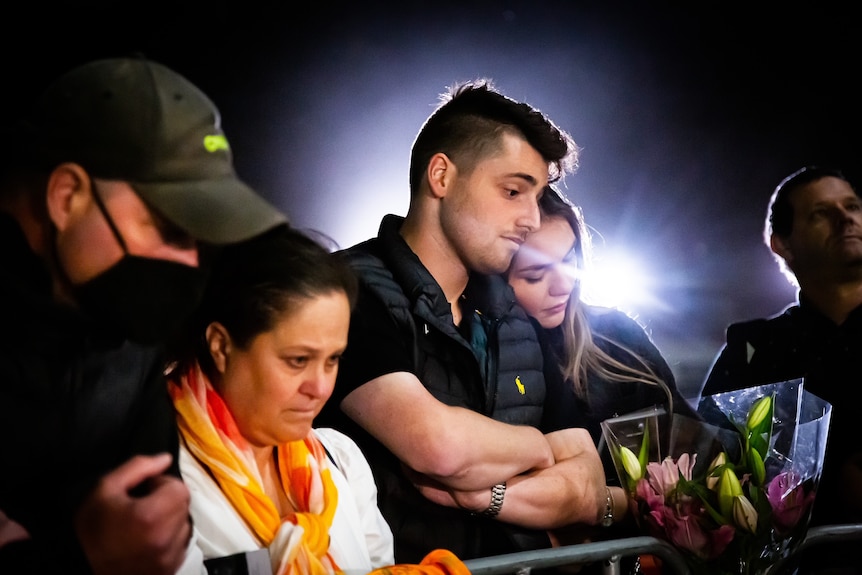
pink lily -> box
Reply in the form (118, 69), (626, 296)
(645, 454), (696, 498)
(767, 471), (815, 533)
(643, 496), (735, 560)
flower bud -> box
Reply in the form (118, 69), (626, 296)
(706, 452), (727, 490)
(733, 494), (759, 533)
(748, 446), (766, 486)
(619, 446), (643, 481)
(747, 396), (772, 431)
(718, 467), (743, 519)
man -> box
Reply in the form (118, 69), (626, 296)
(0, 57), (286, 574)
(700, 166), (862, 572)
(316, 80), (608, 563)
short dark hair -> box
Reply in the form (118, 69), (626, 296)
(177, 224), (358, 377)
(408, 79), (578, 195)
(766, 165), (854, 241)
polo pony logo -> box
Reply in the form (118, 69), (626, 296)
(515, 375), (525, 395)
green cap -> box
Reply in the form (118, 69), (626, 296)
(25, 57), (287, 244)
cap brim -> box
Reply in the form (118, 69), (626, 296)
(131, 177), (288, 244)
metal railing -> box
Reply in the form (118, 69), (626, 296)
(768, 522), (862, 574)
(463, 535), (690, 575)
(461, 523), (862, 575)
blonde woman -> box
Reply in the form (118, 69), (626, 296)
(507, 187), (695, 452)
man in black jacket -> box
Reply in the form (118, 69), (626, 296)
(700, 166), (862, 573)
(316, 79), (607, 563)
(0, 57), (286, 574)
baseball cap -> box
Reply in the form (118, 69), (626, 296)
(22, 56), (287, 244)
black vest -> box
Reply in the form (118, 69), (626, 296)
(337, 215), (549, 561)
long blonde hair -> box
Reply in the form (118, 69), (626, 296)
(539, 187), (674, 414)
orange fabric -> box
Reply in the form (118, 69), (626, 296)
(170, 363), (470, 575)
(368, 549), (471, 575)
(170, 363), (341, 575)
(639, 554), (663, 575)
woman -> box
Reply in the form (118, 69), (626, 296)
(168, 225), (467, 575)
(507, 187), (695, 458)
(507, 187), (699, 571)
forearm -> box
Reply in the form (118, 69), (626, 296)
(421, 406), (555, 490)
(414, 451), (607, 528)
(342, 374), (555, 491)
(411, 428), (609, 528)
(494, 451), (607, 529)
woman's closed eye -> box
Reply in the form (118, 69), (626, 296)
(516, 270), (546, 284)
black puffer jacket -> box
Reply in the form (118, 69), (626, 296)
(317, 214), (549, 562)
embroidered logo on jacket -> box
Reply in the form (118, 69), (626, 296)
(515, 375), (525, 395)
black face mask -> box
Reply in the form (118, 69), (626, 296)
(67, 181), (205, 345)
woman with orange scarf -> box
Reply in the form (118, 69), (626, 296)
(168, 225), (469, 575)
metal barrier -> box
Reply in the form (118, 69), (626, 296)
(461, 523), (862, 575)
(768, 522), (862, 575)
(462, 536), (690, 575)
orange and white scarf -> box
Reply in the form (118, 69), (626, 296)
(170, 363), (342, 575)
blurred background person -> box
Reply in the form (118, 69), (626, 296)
(0, 56), (286, 574)
(699, 166), (862, 575)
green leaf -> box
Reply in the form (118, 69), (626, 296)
(637, 421), (650, 472)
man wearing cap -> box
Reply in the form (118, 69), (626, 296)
(0, 57), (286, 574)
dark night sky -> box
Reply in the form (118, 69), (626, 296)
(5, 2), (861, 396)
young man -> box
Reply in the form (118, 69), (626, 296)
(316, 80), (609, 562)
(700, 166), (862, 573)
(0, 57), (286, 574)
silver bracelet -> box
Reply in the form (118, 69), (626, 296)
(601, 486), (614, 527)
(482, 482), (507, 518)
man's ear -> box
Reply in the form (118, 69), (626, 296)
(205, 322), (232, 375)
(45, 163), (90, 232)
(426, 153), (457, 199)
(770, 233), (793, 265)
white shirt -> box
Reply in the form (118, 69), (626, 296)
(176, 428), (394, 574)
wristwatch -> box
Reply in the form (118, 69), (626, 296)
(482, 482), (507, 518)
(601, 487), (614, 527)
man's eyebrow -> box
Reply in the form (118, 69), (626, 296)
(506, 172), (539, 186)
(809, 199), (844, 209)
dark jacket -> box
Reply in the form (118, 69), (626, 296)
(540, 306), (687, 435)
(539, 305), (694, 483)
(316, 214), (549, 562)
(701, 297), (862, 528)
(0, 213), (181, 574)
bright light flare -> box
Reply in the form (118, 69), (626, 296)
(580, 246), (667, 316)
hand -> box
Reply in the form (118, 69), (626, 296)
(75, 453), (192, 575)
(540, 428), (607, 525)
(544, 428), (594, 462)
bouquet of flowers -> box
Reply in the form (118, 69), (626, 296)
(600, 379), (832, 575)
